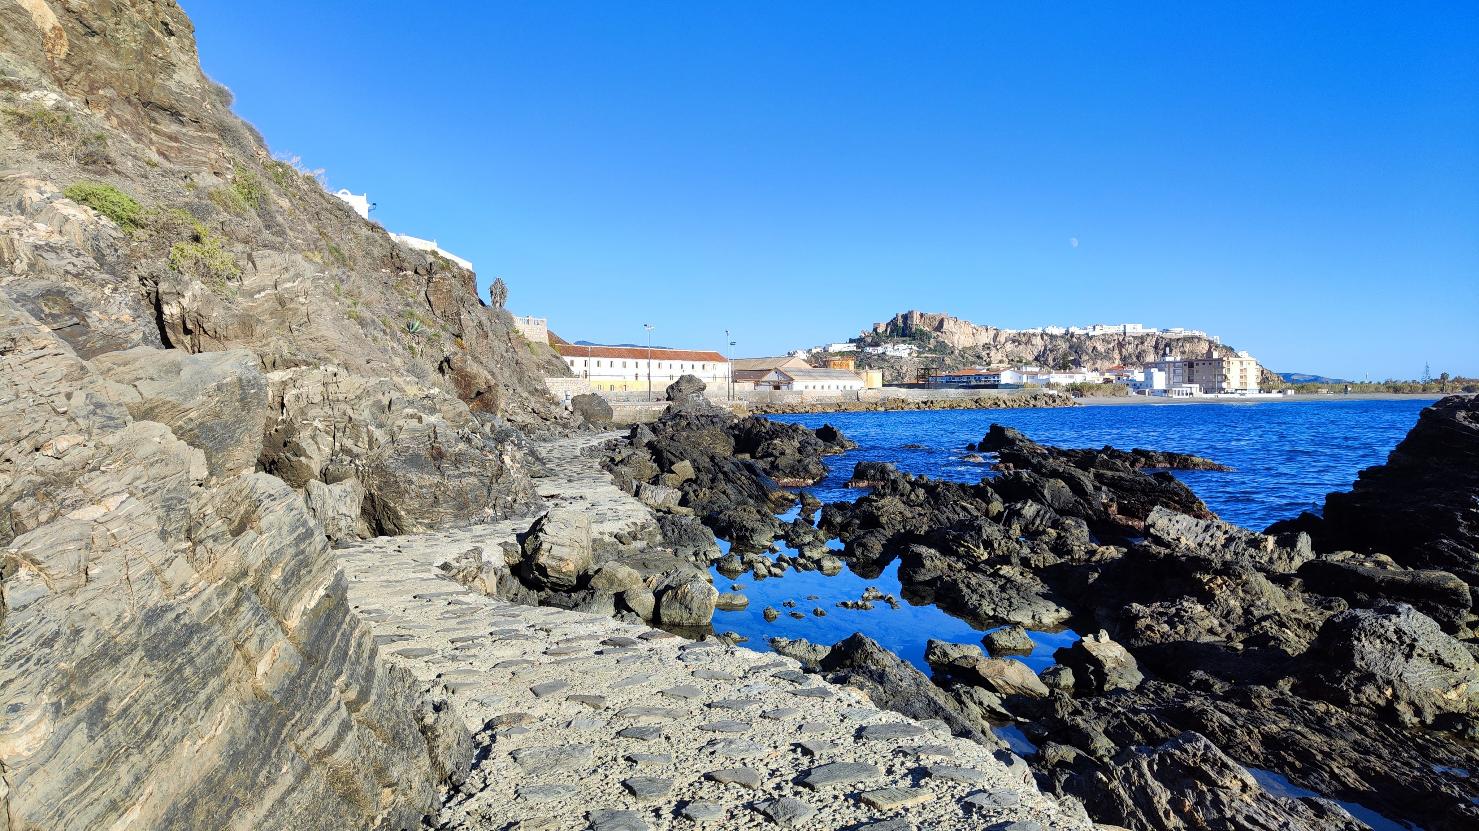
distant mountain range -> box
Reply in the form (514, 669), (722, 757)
(1276, 372), (1350, 384)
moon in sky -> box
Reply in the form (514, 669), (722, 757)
(1069, 237), (1080, 248)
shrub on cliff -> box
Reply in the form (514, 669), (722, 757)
(64, 181), (142, 232)
(170, 222), (240, 288)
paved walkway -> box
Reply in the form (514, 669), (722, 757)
(335, 435), (1090, 831)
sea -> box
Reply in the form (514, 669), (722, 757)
(709, 398), (1435, 669)
(705, 397), (1438, 829)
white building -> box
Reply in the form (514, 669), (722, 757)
(1148, 349), (1261, 394)
(863, 343), (918, 358)
(556, 343), (730, 394)
(389, 233), (474, 272)
(333, 189), (371, 220)
(1121, 367), (1169, 394)
(823, 342), (859, 353)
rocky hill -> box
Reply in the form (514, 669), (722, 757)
(856, 310), (1266, 383)
(0, 1), (575, 827)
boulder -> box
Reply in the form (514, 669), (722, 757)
(520, 510), (594, 591)
(820, 633), (999, 744)
(570, 392), (613, 427)
(666, 373), (707, 402)
(925, 640), (1049, 698)
(588, 562), (645, 594)
(1054, 631), (1143, 694)
(984, 625), (1036, 656)
(1307, 603), (1479, 727)
(656, 576), (718, 627)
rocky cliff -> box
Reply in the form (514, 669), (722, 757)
(862, 310), (1265, 382)
(0, 1), (571, 827)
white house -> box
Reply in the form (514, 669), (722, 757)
(333, 189), (371, 220)
(389, 233), (474, 272)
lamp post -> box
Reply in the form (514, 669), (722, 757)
(725, 329), (736, 401)
(643, 323), (654, 402)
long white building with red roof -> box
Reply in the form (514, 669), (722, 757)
(552, 336), (730, 394)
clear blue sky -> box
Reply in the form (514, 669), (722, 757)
(183, 1), (1477, 379)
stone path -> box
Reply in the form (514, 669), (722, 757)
(335, 434), (1091, 831)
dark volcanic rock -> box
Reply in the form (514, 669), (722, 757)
(819, 633), (1002, 745)
(1276, 395), (1479, 589)
(570, 392), (614, 427)
(1306, 603), (1479, 728)
(1058, 732), (1369, 831)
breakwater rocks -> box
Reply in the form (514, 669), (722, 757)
(749, 390), (1073, 415)
(808, 408), (1479, 830)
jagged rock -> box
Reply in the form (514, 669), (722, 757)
(666, 373), (708, 402)
(520, 510), (594, 591)
(1054, 631), (1143, 694)
(570, 392), (613, 427)
(303, 477), (371, 542)
(0, 297), (467, 830)
(1299, 559), (1472, 634)
(820, 633), (1001, 745)
(1278, 395), (1479, 588)
(261, 367), (541, 534)
(1307, 603), (1479, 727)
(1059, 732), (1368, 831)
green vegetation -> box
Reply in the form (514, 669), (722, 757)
(63, 182), (143, 232)
(208, 185), (248, 215)
(265, 160), (297, 189)
(169, 222), (240, 289)
(4, 104), (76, 144)
(1265, 378), (1479, 395)
(231, 164), (265, 208)
(1059, 382), (1129, 398)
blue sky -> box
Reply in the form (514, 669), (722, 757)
(184, 1), (1477, 379)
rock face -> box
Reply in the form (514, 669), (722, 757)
(0, 0), (567, 429)
(259, 366), (541, 535)
(0, 297), (468, 830)
(91, 346), (268, 478)
(1278, 395), (1479, 589)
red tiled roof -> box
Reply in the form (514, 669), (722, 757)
(555, 343), (728, 362)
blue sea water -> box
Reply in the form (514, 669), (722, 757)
(709, 398), (1436, 667)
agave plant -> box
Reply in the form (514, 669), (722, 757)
(404, 319), (425, 336)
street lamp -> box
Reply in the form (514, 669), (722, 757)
(725, 329), (736, 401)
(643, 323), (654, 402)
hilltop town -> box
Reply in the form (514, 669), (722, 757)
(480, 306), (1273, 413)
